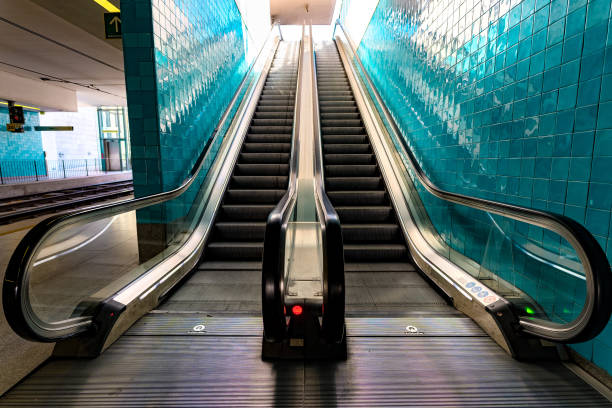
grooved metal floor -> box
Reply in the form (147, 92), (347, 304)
(1, 315), (608, 406)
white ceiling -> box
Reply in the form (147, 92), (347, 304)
(270, 0), (337, 25)
(0, 0), (340, 111)
(0, 0), (125, 110)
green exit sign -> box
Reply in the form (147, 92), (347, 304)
(104, 12), (121, 39)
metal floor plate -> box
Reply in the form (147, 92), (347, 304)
(1, 315), (609, 407)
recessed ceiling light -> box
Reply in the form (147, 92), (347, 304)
(93, 0), (120, 13)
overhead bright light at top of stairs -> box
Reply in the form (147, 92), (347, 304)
(94, 0), (120, 13)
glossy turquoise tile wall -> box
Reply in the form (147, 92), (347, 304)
(342, 0), (612, 373)
(122, 0), (249, 222)
(0, 108), (44, 175)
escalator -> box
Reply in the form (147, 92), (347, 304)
(316, 42), (452, 315)
(160, 42), (298, 313)
(1, 22), (612, 406)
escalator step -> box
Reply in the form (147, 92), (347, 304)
(224, 189), (286, 204)
(214, 222), (266, 240)
(242, 143), (291, 153)
(324, 164), (378, 177)
(220, 204), (275, 221)
(335, 206), (395, 222)
(327, 191), (388, 205)
(326, 177), (383, 191)
(323, 143), (370, 154)
(324, 153), (375, 165)
(322, 126), (366, 135)
(344, 244), (407, 262)
(230, 175), (288, 189)
(239, 153), (290, 164)
(207, 242), (263, 260)
(246, 134), (292, 143)
(341, 224), (401, 243)
(322, 135), (367, 144)
(234, 164), (289, 176)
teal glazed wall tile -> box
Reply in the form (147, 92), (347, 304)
(122, 0), (250, 222)
(0, 108), (45, 177)
(342, 0), (612, 374)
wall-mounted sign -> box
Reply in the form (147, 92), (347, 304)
(9, 105), (24, 124)
(104, 12), (122, 38)
(6, 123), (24, 133)
(34, 126), (74, 131)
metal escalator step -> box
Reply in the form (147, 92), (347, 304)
(341, 224), (402, 243)
(256, 105), (294, 112)
(207, 242), (263, 260)
(323, 143), (370, 154)
(242, 143), (291, 153)
(327, 190), (388, 205)
(258, 100), (295, 106)
(230, 175), (288, 189)
(224, 189), (286, 204)
(322, 134), (367, 144)
(249, 126), (293, 134)
(324, 153), (374, 164)
(246, 134), (292, 143)
(321, 112), (360, 119)
(335, 206), (395, 222)
(214, 222), (266, 241)
(324, 164), (378, 177)
(261, 90), (296, 96)
(220, 204), (275, 221)
(234, 164), (289, 176)
(326, 177), (383, 191)
(251, 119), (294, 127)
(321, 119), (362, 127)
(322, 126), (365, 134)
(253, 111), (294, 120)
(239, 153), (290, 163)
(319, 100), (356, 107)
(344, 244), (408, 262)
(320, 106), (358, 113)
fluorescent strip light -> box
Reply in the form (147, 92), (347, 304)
(0, 101), (41, 111)
(93, 0), (120, 13)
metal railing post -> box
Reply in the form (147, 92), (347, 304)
(0, 162), (3, 184)
(85, 159), (89, 176)
(62, 160), (66, 179)
(34, 161), (38, 181)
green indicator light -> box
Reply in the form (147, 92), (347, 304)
(563, 308), (570, 314)
(525, 307), (535, 315)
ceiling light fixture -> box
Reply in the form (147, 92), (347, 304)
(0, 101), (41, 111)
(93, 0), (120, 13)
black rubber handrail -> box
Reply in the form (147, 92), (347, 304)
(3, 27), (280, 342)
(335, 20), (612, 343)
(310, 25), (345, 343)
(262, 31), (304, 342)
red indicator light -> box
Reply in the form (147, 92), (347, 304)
(292, 305), (303, 316)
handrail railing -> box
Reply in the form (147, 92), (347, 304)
(310, 24), (345, 343)
(262, 29), (304, 342)
(334, 20), (612, 343)
(3, 27), (280, 342)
